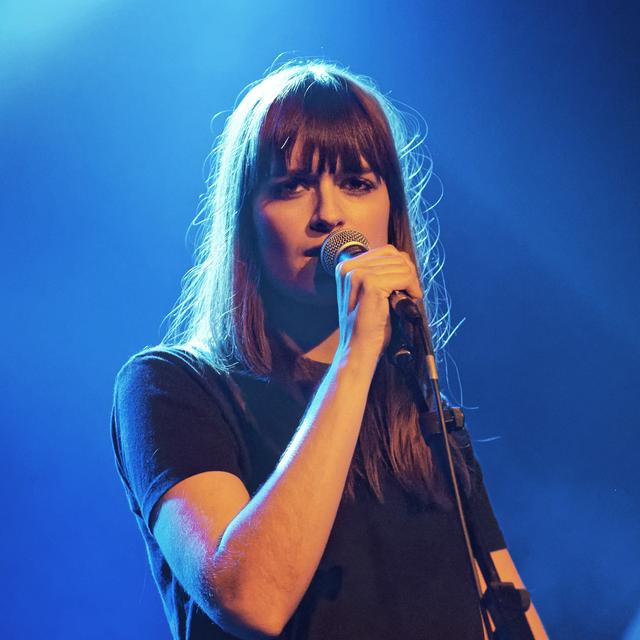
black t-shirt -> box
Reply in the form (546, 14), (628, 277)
(111, 347), (506, 639)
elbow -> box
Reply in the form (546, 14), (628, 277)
(206, 570), (288, 639)
(217, 599), (286, 639)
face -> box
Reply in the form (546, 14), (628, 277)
(252, 145), (391, 305)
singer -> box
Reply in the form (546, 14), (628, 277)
(111, 61), (547, 639)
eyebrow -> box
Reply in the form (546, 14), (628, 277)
(271, 166), (376, 181)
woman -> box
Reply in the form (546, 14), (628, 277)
(112, 61), (546, 639)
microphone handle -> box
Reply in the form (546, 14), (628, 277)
(390, 291), (423, 322)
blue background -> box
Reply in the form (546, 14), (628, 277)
(1, 1), (638, 638)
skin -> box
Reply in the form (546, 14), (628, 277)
(252, 156), (392, 305)
(252, 149), (421, 363)
(152, 144), (548, 638)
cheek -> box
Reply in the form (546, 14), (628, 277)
(252, 206), (300, 281)
(370, 211), (390, 247)
(253, 212), (281, 257)
(360, 191), (391, 248)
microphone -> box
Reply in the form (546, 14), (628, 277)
(319, 228), (422, 321)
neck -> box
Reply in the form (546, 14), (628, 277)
(261, 284), (340, 365)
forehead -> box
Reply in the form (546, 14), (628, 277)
(276, 138), (372, 175)
(263, 131), (378, 180)
(255, 84), (393, 182)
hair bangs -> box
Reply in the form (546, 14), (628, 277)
(256, 77), (395, 183)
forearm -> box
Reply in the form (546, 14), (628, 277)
(482, 550), (548, 640)
(209, 348), (378, 633)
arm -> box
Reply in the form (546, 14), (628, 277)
(476, 549), (548, 640)
(152, 246), (421, 638)
(154, 351), (378, 637)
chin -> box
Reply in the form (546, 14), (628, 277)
(292, 280), (337, 307)
(261, 272), (335, 306)
(284, 261), (337, 303)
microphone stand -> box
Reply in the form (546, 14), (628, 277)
(388, 300), (534, 640)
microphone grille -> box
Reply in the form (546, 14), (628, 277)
(320, 229), (370, 275)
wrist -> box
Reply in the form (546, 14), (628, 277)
(334, 342), (381, 377)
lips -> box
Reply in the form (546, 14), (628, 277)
(303, 246), (323, 257)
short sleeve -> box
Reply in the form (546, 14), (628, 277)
(111, 348), (245, 532)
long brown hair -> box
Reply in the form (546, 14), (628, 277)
(163, 60), (469, 506)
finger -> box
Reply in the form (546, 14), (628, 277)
(351, 268), (422, 307)
(338, 260), (423, 303)
(405, 278), (424, 300)
(351, 260), (423, 297)
(342, 247), (420, 276)
(337, 253), (413, 276)
(335, 264), (364, 315)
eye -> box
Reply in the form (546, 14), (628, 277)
(267, 178), (310, 200)
(340, 176), (377, 194)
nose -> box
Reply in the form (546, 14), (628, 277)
(309, 176), (345, 233)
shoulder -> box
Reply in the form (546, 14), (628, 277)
(111, 346), (251, 528)
(114, 344), (229, 398)
(112, 345), (247, 436)
(116, 344), (210, 380)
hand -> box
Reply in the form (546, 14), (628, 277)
(334, 245), (423, 362)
